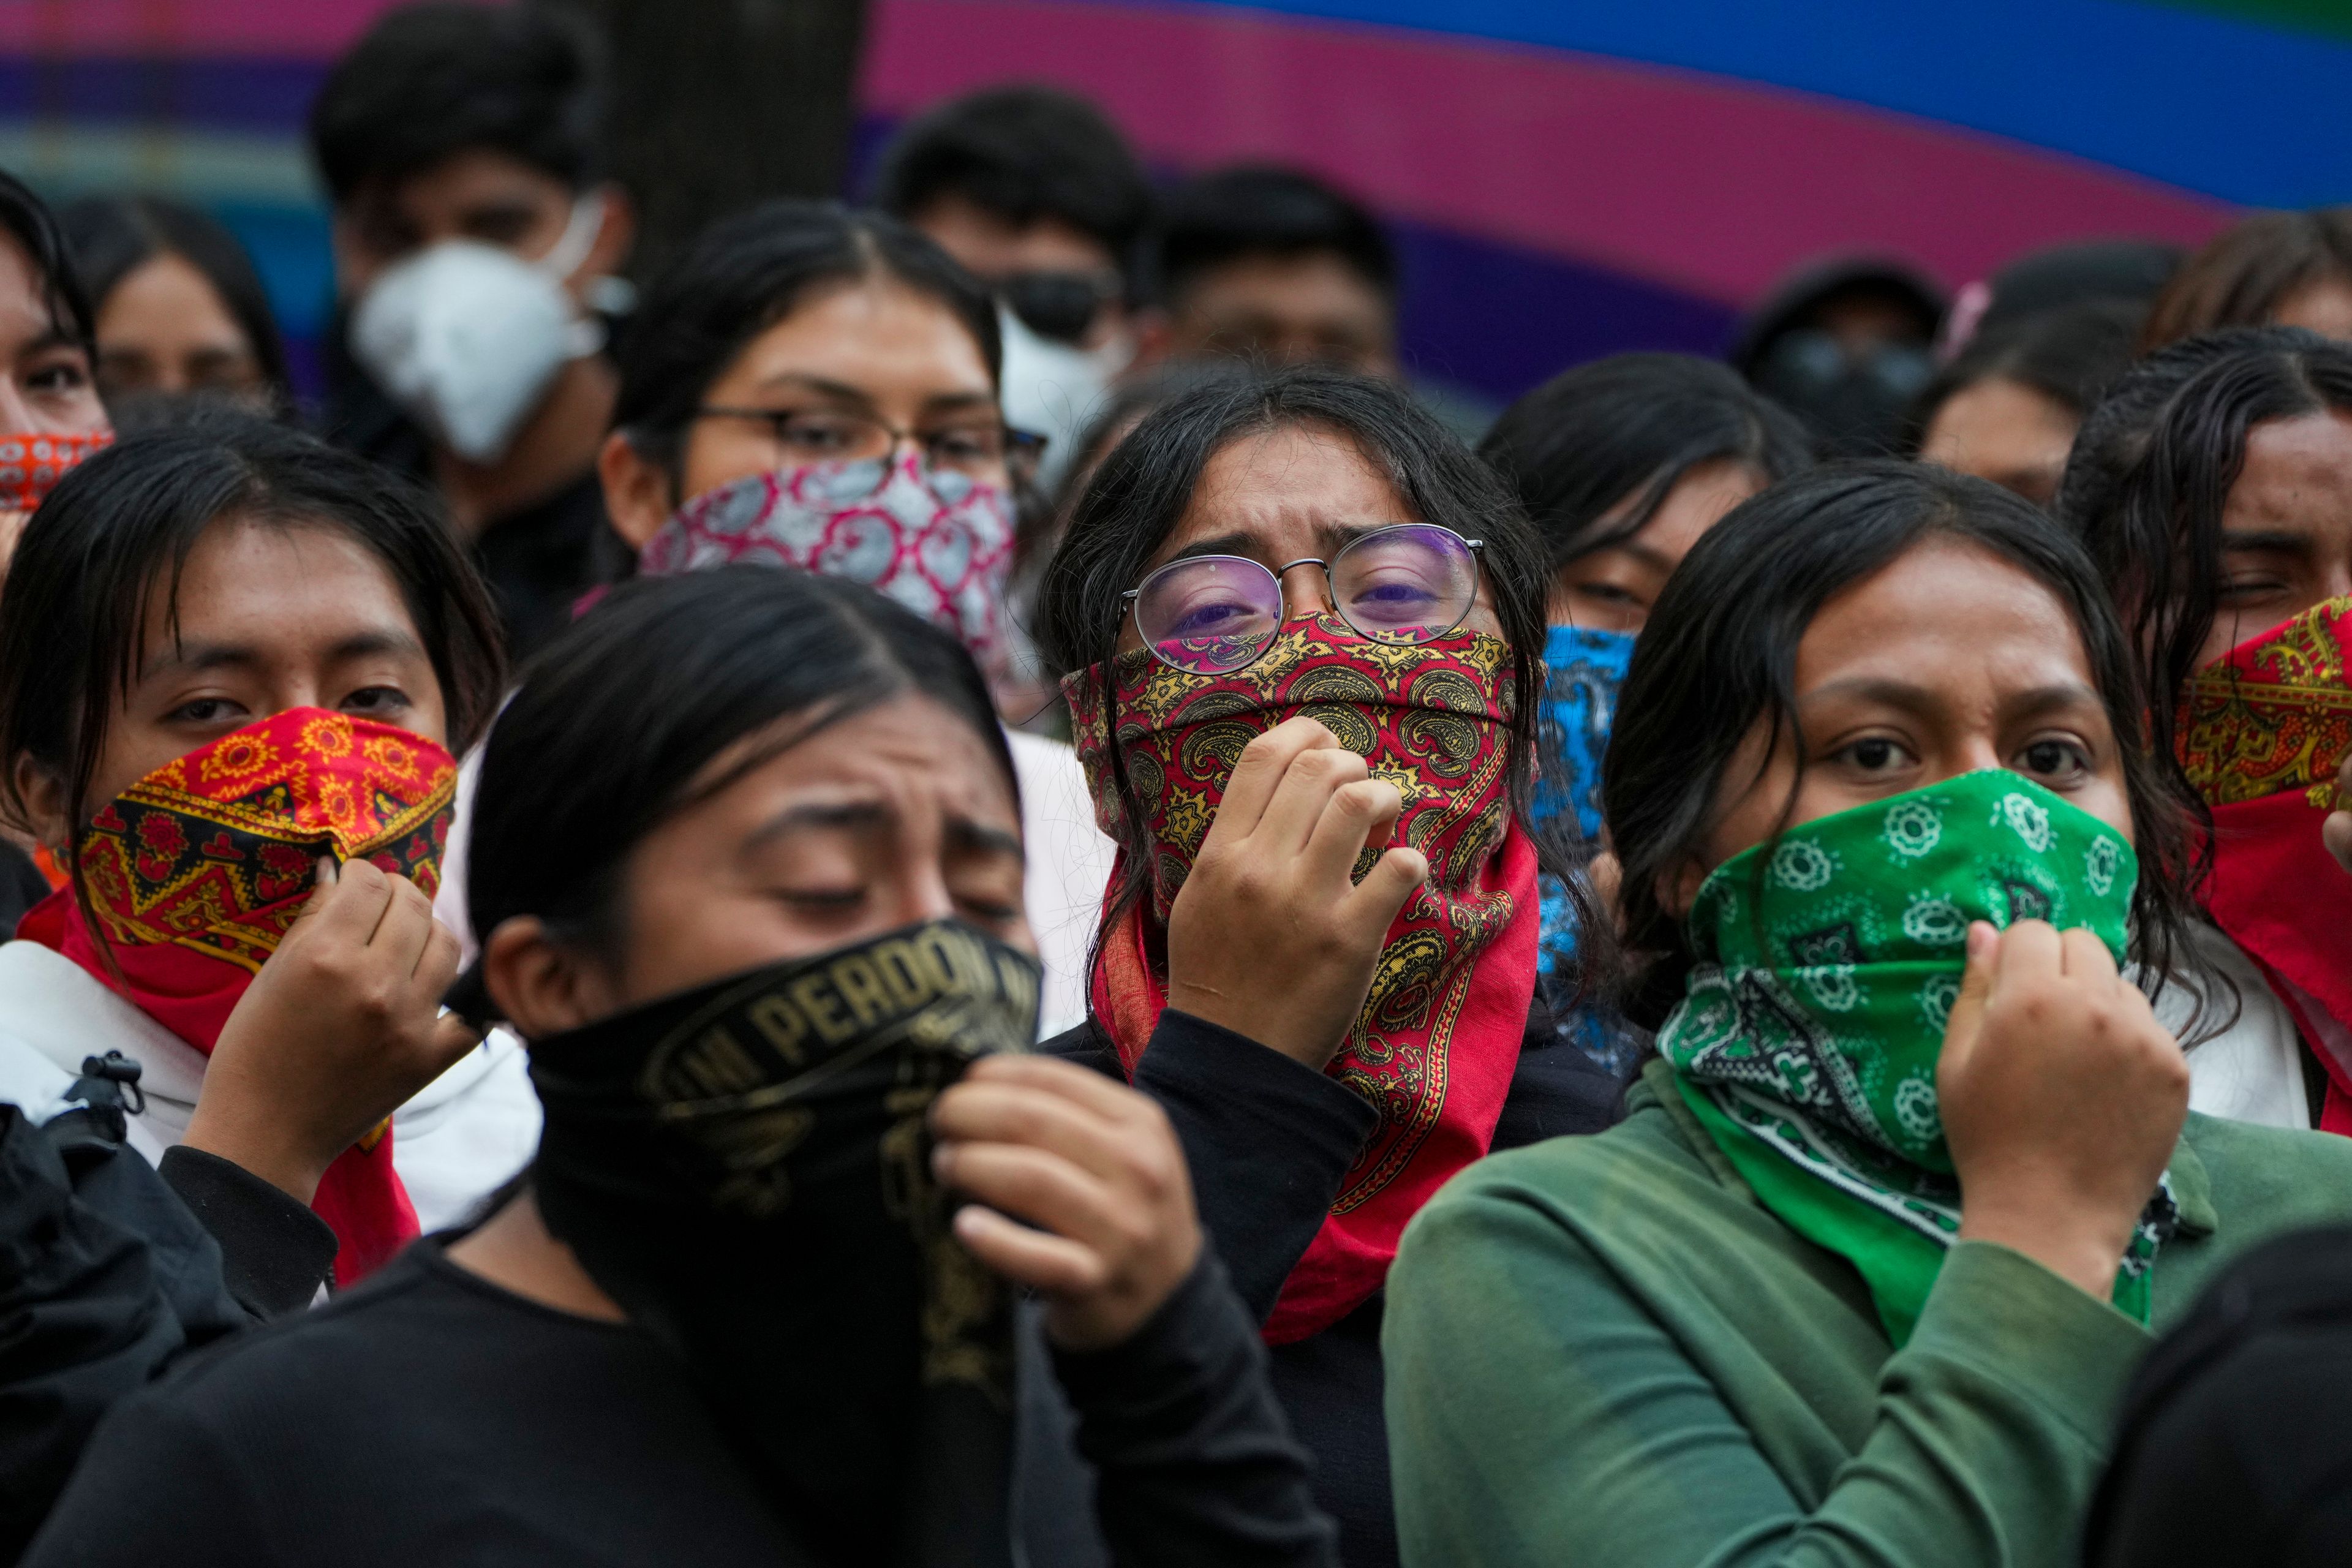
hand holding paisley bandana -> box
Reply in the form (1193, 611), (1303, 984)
(2175, 595), (2352, 1133)
(636, 455), (1017, 686)
(1659, 771), (2179, 1346)
(529, 918), (1042, 1568)
(17, 707), (458, 1283)
(1063, 613), (1538, 1344)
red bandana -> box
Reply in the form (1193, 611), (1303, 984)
(18, 709), (460, 1281)
(0, 429), (111, 513)
(1063, 615), (1538, 1343)
(2176, 597), (2352, 1134)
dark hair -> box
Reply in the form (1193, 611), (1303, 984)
(1902, 300), (2140, 457)
(1152, 165), (1396, 306)
(59, 195), (292, 407)
(1729, 258), (1947, 376)
(1034, 366), (1570, 947)
(1976, 238), (2181, 340)
(1479, 353), (1814, 572)
(0, 167), (93, 352)
(872, 86), (1152, 282)
(467, 568), (1014, 957)
(611, 200), (1001, 479)
(309, 2), (605, 205)
(2141, 208), (2352, 353)
(2057, 327), (2352, 772)
(1604, 460), (2196, 1022)
(0, 414), (506, 948)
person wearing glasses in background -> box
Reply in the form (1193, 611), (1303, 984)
(594, 199), (1110, 1041)
(308, 2), (638, 658)
(1029, 367), (1621, 1568)
(874, 85), (1153, 495)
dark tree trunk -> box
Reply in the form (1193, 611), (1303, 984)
(533, 0), (869, 285)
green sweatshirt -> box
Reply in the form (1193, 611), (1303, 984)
(1384, 1059), (2352, 1568)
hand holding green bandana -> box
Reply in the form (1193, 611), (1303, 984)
(1659, 769), (2182, 1345)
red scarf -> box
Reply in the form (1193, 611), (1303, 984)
(1064, 616), (1539, 1343)
(2176, 596), (2352, 1134)
(18, 708), (459, 1281)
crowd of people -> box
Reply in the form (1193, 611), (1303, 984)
(1, 3), (2351, 1564)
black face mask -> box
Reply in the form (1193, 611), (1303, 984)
(528, 919), (1042, 1568)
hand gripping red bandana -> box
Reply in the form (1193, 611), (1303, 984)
(2176, 596), (2352, 1133)
(18, 709), (460, 1281)
(1063, 614), (1538, 1343)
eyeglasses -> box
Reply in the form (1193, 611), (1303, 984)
(1123, 523), (1485, 675)
(693, 406), (1048, 497)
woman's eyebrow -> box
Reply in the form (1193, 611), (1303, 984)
(743, 799), (888, 850)
(946, 815), (1024, 859)
(743, 372), (876, 408)
(1163, 531), (1262, 566)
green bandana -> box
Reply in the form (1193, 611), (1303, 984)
(1658, 769), (2177, 1345)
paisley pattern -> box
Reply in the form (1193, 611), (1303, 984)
(20, 708), (456, 1286)
(1063, 614), (1538, 1344)
(2176, 595), (2352, 807)
(1658, 771), (2176, 1346)
(2173, 595), (2352, 1136)
(638, 455), (1017, 684)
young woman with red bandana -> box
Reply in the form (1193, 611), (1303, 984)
(2060, 326), (2352, 1133)
(0, 416), (535, 1287)
(1031, 366), (1619, 1568)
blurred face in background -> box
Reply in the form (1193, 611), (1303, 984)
(1920, 377), (2079, 507)
(1551, 457), (1767, 635)
(2274, 272), (2352, 342)
(330, 148), (626, 306)
(599, 272), (1005, 546)
(93, 252), (271, 407)
(910, 194), (1128, 354)
(1156, 251), (1398, 380)
(2194, 407), (2352, 668)
(0, 233), (105, 439)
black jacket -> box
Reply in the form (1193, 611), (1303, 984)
(1039, 1005), (1631, 1568)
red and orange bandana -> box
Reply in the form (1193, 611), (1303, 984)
(1063, 615), (1538, 1343)
(2176, 596), (2352, 1133)
(19, 708), (459, 1281)
(0, 429), (110, 513)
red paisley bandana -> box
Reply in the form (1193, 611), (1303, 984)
(0, 429), (111, 512)
(1063, 614), (1539, 1343)
(18, 709), (459, 1281)
(2176, 596), (2352, 1134)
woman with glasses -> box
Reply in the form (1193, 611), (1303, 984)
(1030, 367), (1619, 1568)
(595, 199), (1109, 1038)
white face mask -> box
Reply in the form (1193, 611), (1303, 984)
(993, 304), (1130, 494)
(349, 195), (606, 464)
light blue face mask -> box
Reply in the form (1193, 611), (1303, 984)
(1532, 623), (1637, 842)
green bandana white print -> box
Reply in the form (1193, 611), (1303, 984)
(1658, 769), (2177, 1346)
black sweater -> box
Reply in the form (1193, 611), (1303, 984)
(24, 1235), (1336, 1567)
(1042, 1008), (1630, 1568)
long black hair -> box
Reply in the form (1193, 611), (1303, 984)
(1902, 301), (2141, 460)
(1479, 352), (1813, 572)
(1604, 460), (2197, 1022)
(467, 568), (1015, 957)
(2057, 327), (2352, 768)
(0, 413), (507, 846)
(611, 200), (1000, 486)
(60, 195), (293, 409)
(1033, 364), (1572, 953)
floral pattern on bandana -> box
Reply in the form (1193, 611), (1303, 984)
(1660, 771), (2177, 1345)
(0, 429), (111, 513)
(21, 707), (459, 1286)
(1063, 614), (1539, 1344)
(638, 457), (1016, 682)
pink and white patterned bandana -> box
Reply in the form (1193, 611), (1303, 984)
(638, 456), (1016, 681)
